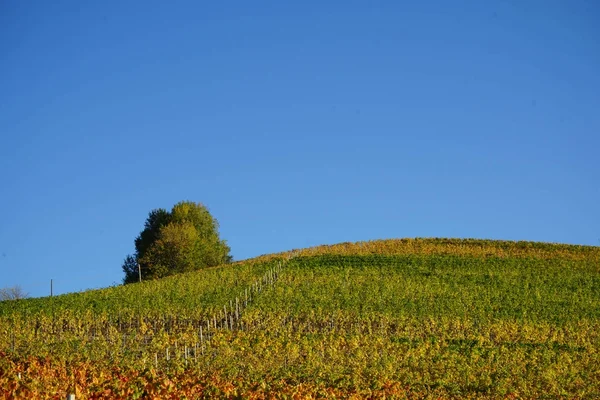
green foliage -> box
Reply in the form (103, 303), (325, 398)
(250, 254), (600, 323)
(3, 239), (600, 397)
(135, 208), (171, 259)
(141, 222), (202, 278)
(121, 255), (138, 284)
(122, 201), (231, 283)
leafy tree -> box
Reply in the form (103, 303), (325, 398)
(171, 201), (232, 264)
(140, 222), (202, 278)
(122, 201), (231, 283)
(121, 255), (139, 284)
(134, 208), (172, 261)
(0, 285), (28, 301)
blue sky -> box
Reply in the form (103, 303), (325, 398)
(1, 1), (598, 298)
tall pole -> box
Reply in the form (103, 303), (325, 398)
(50, 279), (53, 297)
(138, 263), (142, 283)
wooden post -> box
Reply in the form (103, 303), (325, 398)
(138, 263), (141, 283)
(67, 370), (76, 400)
(235, 297), (239, 320)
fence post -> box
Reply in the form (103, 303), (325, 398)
(66, 370), (76, 400)
(235, 297), (239, 320)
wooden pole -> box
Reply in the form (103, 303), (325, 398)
(138, 263), (141, 283)
(50, 279), (53, 297)
(66, 370), (76, 399)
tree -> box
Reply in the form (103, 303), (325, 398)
(121, 255), (139, 284)
(124, 208), (172, 284)
(140, 222), (202, 278)
(122, 201), (231, 283)
(0, 285), (28, 301)
(134, 208), (172, 261)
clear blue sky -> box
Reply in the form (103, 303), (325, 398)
(1, 1), (598, 298)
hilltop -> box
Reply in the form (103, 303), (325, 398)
(2, 238), (597, 317)
(1, 238), (599, 399)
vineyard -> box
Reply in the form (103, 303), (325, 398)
(1, 238), (599, 399)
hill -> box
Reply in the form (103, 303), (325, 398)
(1, 238), (599, 398)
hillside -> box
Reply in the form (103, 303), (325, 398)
(1, 238), (599, 398)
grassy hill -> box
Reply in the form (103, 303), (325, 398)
(1, 238), (599, 398)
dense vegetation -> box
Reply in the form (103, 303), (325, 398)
(122, 201), (231, 284)
(1, 238), (599, 398)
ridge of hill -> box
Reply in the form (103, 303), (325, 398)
(1, 238), (597, 316)
(249, 237), (600, 263)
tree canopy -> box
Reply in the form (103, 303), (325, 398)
(0, 285), (28, 301)
(122, 201), (231, 284)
